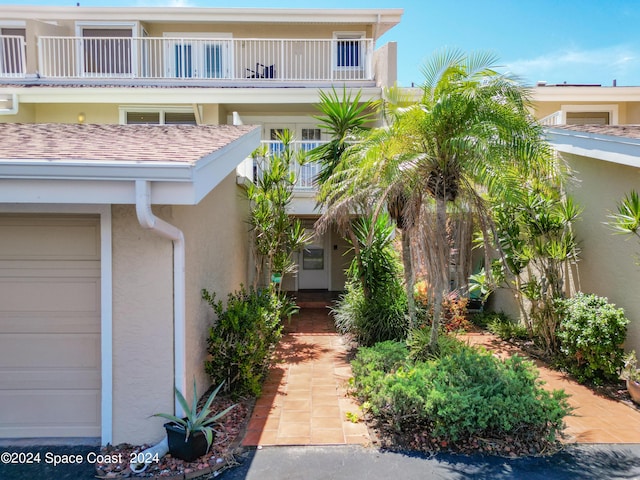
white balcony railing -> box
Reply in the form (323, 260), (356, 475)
(0, 35), (26, 78)
(539, 111), (563, 126)
(253, 140), (327, 191)
(37, 36), (374, 82)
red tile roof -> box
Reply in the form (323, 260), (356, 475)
(551, 124), (640, 140)
(0, 123), (259, 163)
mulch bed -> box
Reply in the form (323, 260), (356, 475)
(94, 394), (253, 479)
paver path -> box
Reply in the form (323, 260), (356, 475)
(463, 332), (640, 443)
(242, 308), (369, 446)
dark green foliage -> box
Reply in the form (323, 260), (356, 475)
(331, 213), (408, 346)
(406, 327), (471, 362)
(332, 280), (408, 346)
(350, 341), (408, 402)
(556, 293), (629, 384)
(486, 314), (530, 341)
(352, 342), (571, 444)
(203, 286), (286, 398)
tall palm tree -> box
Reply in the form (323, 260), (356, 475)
(320, 49), (560, 350)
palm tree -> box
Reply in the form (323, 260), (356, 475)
(320, 49), (560, 350)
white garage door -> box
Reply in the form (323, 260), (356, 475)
(0, 215), (101, 438)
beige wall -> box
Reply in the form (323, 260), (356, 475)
(173, 171), (250, 407)
(111, 204), (174, 445)
(110, 171), (249, 445)
(373, 41), (397, 88)
(142, 23), (370, 39)
(331, 228), (351, 291)
(563, 152), (640, 353)
(34, 104), (120, 124)
(0, 103), (35, 123)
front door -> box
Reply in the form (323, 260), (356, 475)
(297, 229), (329, 290)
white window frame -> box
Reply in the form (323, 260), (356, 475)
(75, 21), (139, 78)
(332, 31), (365, 71)
(118, 105), (200, 125)
(560, 104), (619, 125)
(163, 32), (232, 79)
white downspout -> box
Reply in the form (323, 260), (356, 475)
(135, 180), (186, 417)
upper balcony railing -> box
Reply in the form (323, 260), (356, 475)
(36, 36), (374, 82)
(0, 35), (26, 78)
(251, 140), (327, 191)
(539, 111), (563, 126)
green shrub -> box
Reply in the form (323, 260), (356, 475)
(470, 310), (510, 329)
(350, 341), (408, 402)
(487, 314), (529, 341)
(556, 292), (629, 383)
(406, 327), (470, 362)
(352, 347), (570, 443)
(203, 286), (284, 397)
(332, 279), (408, 346)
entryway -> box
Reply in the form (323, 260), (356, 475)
(242, 305), (369, 446)
(297, 229), (330, 290)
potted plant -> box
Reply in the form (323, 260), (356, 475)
(153, 380), (235, 462)
(620, 350), (640, 405)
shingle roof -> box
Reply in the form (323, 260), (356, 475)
(0, 123), (259, 163)
(551, 124), (640, 140)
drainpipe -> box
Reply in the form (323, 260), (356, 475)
(135, 180), (186, 417)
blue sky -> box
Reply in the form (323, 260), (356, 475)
(4, 0), (640, 87)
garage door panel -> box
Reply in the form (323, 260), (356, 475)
(0, 390), (100, 438)
(0, 214), (101, 439)
(0, 277), (100, 314)
(0, 315), (100, 334)
(0, 369), (101, 390)
(0, 218), (100, 261)
(0, 333), (100, 369)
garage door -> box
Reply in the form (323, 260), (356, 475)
(0, 215), (101, 438)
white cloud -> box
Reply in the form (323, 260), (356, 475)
(505, 44), (640, 86)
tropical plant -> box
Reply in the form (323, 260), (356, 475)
(203, 286), (284, 397)
(153, 379), (235, 451)
(607, 189), (640, 263)
(319, 49), (561, 352)
(491, 192), (581, 352)
(248, 129), (311, 290)
(331, 213), (408, 345)
(621, 350), (640, 383)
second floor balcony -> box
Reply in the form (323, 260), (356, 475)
(0, 35), (376, 83)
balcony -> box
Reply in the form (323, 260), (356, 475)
(0, 35), (26, 78)
(35, 36), (374, 83)
(247, 140), (326, 191)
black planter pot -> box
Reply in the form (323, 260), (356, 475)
(164, 422), (209, 462)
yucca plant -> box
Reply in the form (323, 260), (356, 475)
(154, 379), (235, 453)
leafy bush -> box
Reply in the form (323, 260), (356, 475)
(352, 346), (570, 444)
(406, 327), (470, 362)
(332, 213), (408, 346)
(487, 314), (529, 341)
(203, 286), (285, 397)
(350, 341), (408, 401)
(556, 293), (629, 383)
(470, 310), (510, 329)
(333, 280), (408, 346)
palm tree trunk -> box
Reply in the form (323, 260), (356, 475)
(400, 227), (416, 328)
(429, 196), (450, 351)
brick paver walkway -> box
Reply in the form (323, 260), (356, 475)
(243, 305), (640, 447)
(463, 332), (640, 443)
(242, 308), (369, 446)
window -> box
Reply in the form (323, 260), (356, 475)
(0, 27), (25, 75)
(566, 111), (610, 125)
(164, 33), (231, 79)
(334, 32), (364, 69)
(81, 28), (133, 75)
(122, 108), (197, 125)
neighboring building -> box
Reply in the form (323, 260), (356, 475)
(532, 84), (640, 126)
(0, 5), (402, 446)
(546, 125), (640, 355)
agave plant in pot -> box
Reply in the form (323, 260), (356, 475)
(153, 380), (235, 462)
(621, 350), (640, 405)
